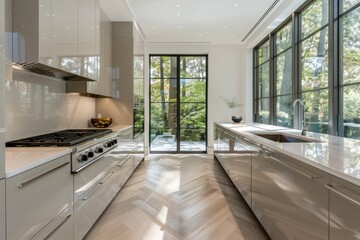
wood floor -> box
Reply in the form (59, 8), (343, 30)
(85, 154), (270, 240)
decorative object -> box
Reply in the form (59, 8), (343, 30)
(231, 116), (243, 123)
(91, 117), (113, 128)
(220, 96), (243, 123)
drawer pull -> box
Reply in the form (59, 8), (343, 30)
(18, 162), (69, 188)
(325, 184), (360, 207)
(267, 156), (317, 179)
(100, 171), (115, 184)
(82, 183), (102, 201)
(116, 155), (133, 167)
(42, 214), (72, 240)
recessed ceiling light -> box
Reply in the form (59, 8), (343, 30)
(40, 4), (44, 7)
(176, 4), (180, 7)
(234, 3), (238, 7)
(65, 26), (69, 30)
(199, 34), (203, 37)
(177, 13), (181, 17)
(225, 26), (228, 29)
(152, 26), (156, 29)
(52, 14), (55, 17)
(177, 26), (181, 29)
(232, 34), (235, 37)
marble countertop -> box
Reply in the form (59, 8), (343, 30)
(5, 125), (132, 178)
(5, 147), (72, 178)
(217, 122), (360, 187)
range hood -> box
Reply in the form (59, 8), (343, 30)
(12, 63), (96, 82)
(11, 0), (95, 82)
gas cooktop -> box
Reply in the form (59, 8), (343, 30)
(6, 129), (113, 147)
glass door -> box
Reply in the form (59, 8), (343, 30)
(150, 55), (207, 153)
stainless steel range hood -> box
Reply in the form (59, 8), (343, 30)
(11, 0), (95, 82)
(12, 63), (96, 82)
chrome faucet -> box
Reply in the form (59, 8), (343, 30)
(293, 99), (307, 136)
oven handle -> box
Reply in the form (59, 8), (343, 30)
(18, 162), (70, 188)
(81, 170), (115, 201)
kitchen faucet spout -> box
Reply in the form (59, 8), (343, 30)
(293, 99), (307, 136)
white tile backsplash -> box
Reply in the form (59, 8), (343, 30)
(5, 69), (95, 141)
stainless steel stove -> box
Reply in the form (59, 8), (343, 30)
(6, 129), (120, 173)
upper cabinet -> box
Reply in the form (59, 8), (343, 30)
(12, 0), (100, 81)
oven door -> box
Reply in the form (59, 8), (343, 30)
(73, 150), (134, 239)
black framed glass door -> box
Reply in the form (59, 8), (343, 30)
(149, 55), (208, 153)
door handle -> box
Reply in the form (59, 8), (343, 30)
(325, 184), (360, 207)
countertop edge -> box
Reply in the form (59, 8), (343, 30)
(216, 122), (360, 187)
(5, 148), (72, 178)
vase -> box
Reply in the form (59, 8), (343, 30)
(228, 108), (242, 123)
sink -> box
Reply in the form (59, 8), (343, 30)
(254, 133), (319, 143)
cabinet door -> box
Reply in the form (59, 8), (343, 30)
(39, 0), (52, 65)
(328, 177), (360, 240)
(252, 153), (329, 240)
(6, 155), (72, 240)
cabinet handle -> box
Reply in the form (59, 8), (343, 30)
(325, 184), (360, 207)
(31, 213), (72, 240)
(82, 183), (102, 201)
(117, 155), (133, 167)
(100, 171), (115, 184)
(42, 214), (72, 240)
(266, 156), (318, 179)
(18, 162), (69, 188)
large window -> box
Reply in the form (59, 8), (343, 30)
(253, 0), (360, 140)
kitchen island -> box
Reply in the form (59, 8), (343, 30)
(214, 122), (360, 240)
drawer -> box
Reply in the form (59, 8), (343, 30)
(6, 155), (72, 240)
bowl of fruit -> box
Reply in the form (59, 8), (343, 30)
(91, 117), (113, 128)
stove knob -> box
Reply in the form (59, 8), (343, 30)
(88, 151), (94, 158)
(78, 154), (88, 162)
(95, 147), (103, 153)
(110, 140), (115, 146)
(114, 139), (118, 144)
(106, 142), (112, 148)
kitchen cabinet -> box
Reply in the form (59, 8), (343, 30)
(213, 124), (253, 206)
(251, 149), (329, 240)
(328, 177), (360, 240)
(6, 154), (73, 240)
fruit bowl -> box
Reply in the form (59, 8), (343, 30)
(91, 118), (112, 128)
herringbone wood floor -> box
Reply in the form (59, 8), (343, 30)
(85, 155), (270, 240)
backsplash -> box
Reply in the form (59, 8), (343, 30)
(5, 69), (95, 141)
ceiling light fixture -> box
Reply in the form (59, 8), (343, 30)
(152, 26), (156, 29)
(177, 26), (181, 29)
(234, 3), (238, 7)
(199, 34), (203, 37)
(177, 13), (180, 17)
(176, 4), (180, 7)
(225, 26), (228, 29)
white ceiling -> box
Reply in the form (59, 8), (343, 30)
(99, 0), (279, 44)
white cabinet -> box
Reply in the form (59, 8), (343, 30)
(6, 154), (73, 240)
(251, 151), (329, 240)
(328, 177), (360, 240)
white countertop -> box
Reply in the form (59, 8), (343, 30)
(218, 122), (360, 187)
(5, 147), (72, 178)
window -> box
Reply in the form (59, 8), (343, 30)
(275, 22), (293, 128)
(339, 1), (360, 138)
(254, 40), (271, 124)
(300, 0), (329, 134)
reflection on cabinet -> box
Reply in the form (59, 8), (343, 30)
(6, 154), (73, 240)
(328, 177), (360, 240)
(251, 152), (329, 239)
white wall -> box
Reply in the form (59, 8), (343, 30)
(145, 43), (244, 153)
(5, 69), (95, 141)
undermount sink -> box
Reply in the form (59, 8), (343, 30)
(254, 133), (320, 143)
